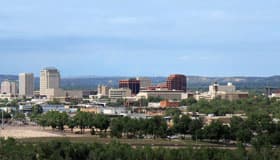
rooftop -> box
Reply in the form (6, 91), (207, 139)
(42, 67), (59, 71)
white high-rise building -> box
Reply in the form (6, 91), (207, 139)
(1, 80), (17, 95)
(19, 73), (34, 97)
(97, 85), (110, 96)
(40, 67), (61, 96)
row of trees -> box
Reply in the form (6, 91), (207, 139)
(0, 138), (279, 160)
(36, 111), (168, 138)
(110, 111), (280, 148)
(188, 95), (280, 117)
(110, 116), (167, 138)
(36, 111), (110, 135)
(35, 109), (280, 148)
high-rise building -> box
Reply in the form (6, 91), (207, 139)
(97, 85), (110, 96)
(119, 78), (140, 95)
(40, 67), (61, 96)
(166, 74), (187, 92)
(136, 77), (152, 90)
(19, 73), (34, 97)
(1, 80), (18, 95)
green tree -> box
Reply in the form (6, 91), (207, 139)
(47, 99), (61, 105)
(7, 99), (19, 107)
(165, 108), (181, 117)
(38, 115), (48, 129)
(204, 120), (230, 142)
(148, 96), (163, 102)
(189, 119), (203, 136)
(57, 112), (69, 131)
(230, 117), (252, 143)
(173, 115), (191, 136)
(74, 112), (89, 134)
(41, 111), (69, 131)
(180, 97), (197, 106)
(110, 118), (124, 138)
(247, 112), (273, 134)
(13, 112), (26, 122)
(236, 128), (252, 143)
(32, 104), (43, 115)
(147, 116), (168, 138)
(251, 134), (272, 159)
(0, 111), (11, 120)
(94, 114), (110, 135)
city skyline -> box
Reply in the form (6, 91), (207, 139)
(0, 0), (279, 77)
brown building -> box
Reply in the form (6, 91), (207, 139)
(160, 100), (180, 108)
(166, 74), (187, 92)
(119, 78), (140, 95)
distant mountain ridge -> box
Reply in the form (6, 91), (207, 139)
(1, 75), (280, 90)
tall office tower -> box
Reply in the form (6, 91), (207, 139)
(119, 78), (140, 95)
(97, 85), (110, 96)
(19, 73), (34, 97)
(40, 67), (60, 96)
(166, 74), (187, 92)
(1, 80), (18, 95)
(136, 77), (152, 90)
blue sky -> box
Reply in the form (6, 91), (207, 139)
(0, 0), (279, 77)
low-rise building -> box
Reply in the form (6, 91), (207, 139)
(109, 88), (132, 99)
(0, 93), (17, 100)
(44, 88), (65, 100)
(102, 107), (127, 115)
(137, 89), (184, 100)
(271, 91), (280, 98)
(82, 90), (97, 98)
(148, 102), (161, 108)
(195, 82), (249, 101)
(41, 104), (66, 113)
(65, 90), (83, 99)
(160, 100), (180, 108)
(80, 107), (101, 114)
(43, 88), (86, 101)
(19, 105), (33, 112)
(204, 114), (247, 126)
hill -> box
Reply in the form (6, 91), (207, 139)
(0, 75), (279, 91)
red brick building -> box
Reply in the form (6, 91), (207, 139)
(119, 78), (140, 95)
(166, 74), (187, 92)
